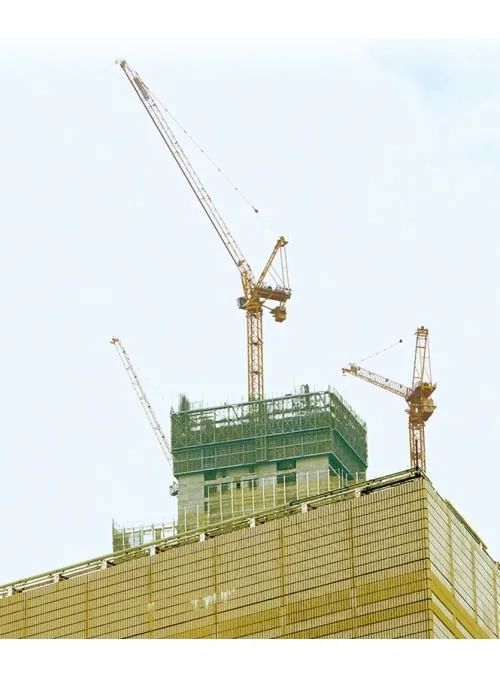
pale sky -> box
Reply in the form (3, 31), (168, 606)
(0, 38), (499, 586)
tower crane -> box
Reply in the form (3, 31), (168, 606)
(117, 60), (291, 401)
(342, 326), (436, 473)
(111, 337), (178, 496)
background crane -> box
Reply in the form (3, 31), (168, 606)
(342, 326), (436, 472)
(117, 59), (291, 401)
(111, 337), (178, 496)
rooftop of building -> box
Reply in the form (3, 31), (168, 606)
(1, 467), (498, 601)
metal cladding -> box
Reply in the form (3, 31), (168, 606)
(1, 469), (499, 638)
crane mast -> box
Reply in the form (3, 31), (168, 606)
(407, 326), (436, 471)
(117, 60), (291, 400)
(111, 337), (178, 495)
(342, 326), (436, 472)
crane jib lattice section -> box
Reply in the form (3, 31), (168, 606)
(170, 388), (367, 475)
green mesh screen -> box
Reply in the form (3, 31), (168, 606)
(171, 387), (367, 476)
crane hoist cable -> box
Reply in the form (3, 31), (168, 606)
(157, 98), (260, 215)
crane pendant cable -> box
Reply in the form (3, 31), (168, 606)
(153, 90), (260, 215)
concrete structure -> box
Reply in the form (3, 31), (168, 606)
(1, 469), (498, 638)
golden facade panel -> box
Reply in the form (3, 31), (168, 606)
(0, 472), (497, 638)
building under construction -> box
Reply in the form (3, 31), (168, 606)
(171, 386), (367, 531)
(6, 327), (496, 640)
(1, 468), (499, 638)
(0, 372), (498, 639)
(1, 60), (498, 639)
(0, 379), (498, 640)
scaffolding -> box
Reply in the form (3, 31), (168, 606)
(170, 385), (367, 477)
(111, 520), (176, 553)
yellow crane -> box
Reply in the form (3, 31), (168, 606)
(117, 60), (291, 401)
(111, 337), (178, 496)
(342, 326), (436, 472)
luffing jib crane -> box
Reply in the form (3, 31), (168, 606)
(342, 326), (436, 472)
(117, 60), (291, 401)
(111, 337), (178, 496)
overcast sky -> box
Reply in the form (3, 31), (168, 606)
(0, 38), (499, 585)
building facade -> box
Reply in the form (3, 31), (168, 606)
(1, 469), (498, 638)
